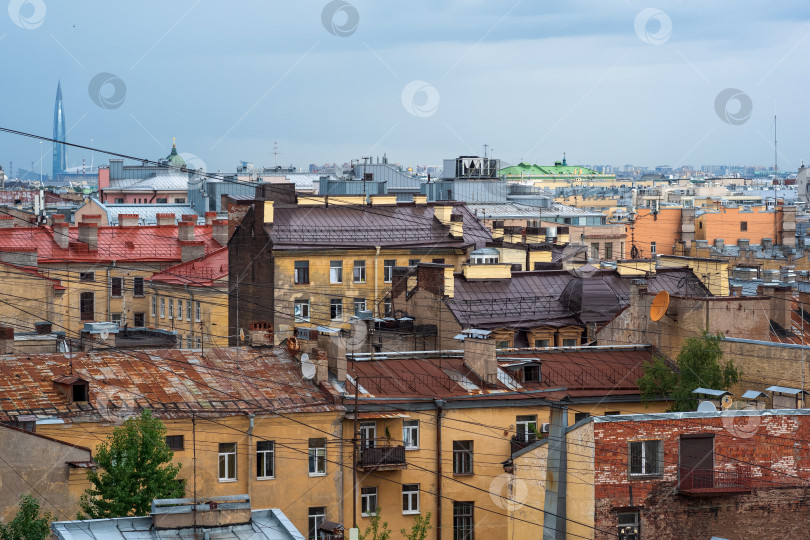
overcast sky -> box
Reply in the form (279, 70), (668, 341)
(3, 0), (810, 173)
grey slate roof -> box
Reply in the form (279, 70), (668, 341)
(108, 174), (189, 192)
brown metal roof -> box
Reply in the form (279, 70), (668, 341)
(0, 347), (339, 423)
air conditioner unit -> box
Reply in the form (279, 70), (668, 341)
(540, 423), (550, 433)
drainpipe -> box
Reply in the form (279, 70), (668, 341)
(435, 398), (445, 540)
(374, 246), (381, 317)
(248, 414), (254, 500)
(185, 283), (195, 347)
(149, 189), (157, 203)
(107, 260), (116, 322)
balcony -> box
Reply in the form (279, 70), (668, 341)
(510, 434), (539, 455)
(358, 440), (407, 471)
(678, 466), (752, 496)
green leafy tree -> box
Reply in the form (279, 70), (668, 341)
(79, 410), (185, 519)
(0, 494), (53, 540)
(638, 332), (740, 412)
(400, 512), (431, 540)
(359, 507), (391, 540)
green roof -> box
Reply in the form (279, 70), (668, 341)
(166, 144), (186, 169)
(500, 162), (601, 177)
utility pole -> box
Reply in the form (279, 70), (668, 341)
(350, 377), (360, 540)
(192, 412), (197, 530)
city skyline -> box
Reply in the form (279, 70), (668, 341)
(2, 2), (810, 174)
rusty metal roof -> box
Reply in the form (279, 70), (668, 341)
(150, 247), (228, 286)
(268, 203), (491, 250)
(0, 347), (339, 423)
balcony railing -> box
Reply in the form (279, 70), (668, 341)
(510, 434), (539, 455)
(678, 466), (752, 496)
(359, 440), (407, 471)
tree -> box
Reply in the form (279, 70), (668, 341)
(359, 507), (391, 540)
(79, 410), (185, 519)
(638, 332), (741, 412)
(0, 494), (53, 540)
(401, 512), (431, 540)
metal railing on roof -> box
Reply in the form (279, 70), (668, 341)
(270, 225), (446, 244)
(452, 295), (564, 318)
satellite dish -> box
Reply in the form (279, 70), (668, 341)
(721, 395), (733, 410)
(99, 329), (109, 341)
(697, 401), (718, 412)
(300, 353), (316, 380)
(650, 290), (670, 322)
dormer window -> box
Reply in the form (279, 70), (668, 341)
(52, 376), (89, 403)
(73, 383), (88, 402)
(524, 365), (540, 383)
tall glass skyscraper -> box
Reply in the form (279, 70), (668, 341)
(52, 81), (67, 181)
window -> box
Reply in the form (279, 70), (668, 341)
(110, 277), (123, 297)
(111, 313), (123, 325)
(133, 277), (144, 296)
(605, 411), (621, 416)
(176, 299), (183, 321)
(151, 296), (157, 317)
(308, 438), (326, 476)
(168, 299), (174, 319)
(330, 260), (343, 284)
(178, 333), (184, 347)
(591, 243), (600, 259)
(166, 435), (184, 450)
(156, 198), (168, 204)
(628, 440), (662, 476)
(534, 339), (550, 348)
(72, 383), (88, 402)
(353, 260), (366, 283)
(496, 340), (510, 349)
(453, 441), (473, 475)
(134, 312), (145, 327)
(174, 198), (186, 204)
(308, 507), (326, 540)
(515, 415), (537, 443)
(574, 412), (590, 423)
(195, 301), (201, 322)
(524, 365), (540, 382)
(650, 241), (657, 254)
(160, 298), (166, 318)
(383, 298), (392, 318)
(409, 258), (420, 267)
(186, 300), (192, 321)
(453, 502), (474, 540)
(562, 338), (577, 347)
(257, 440), (275, 479)
(618, 512), (640, 540)
(359, 421), (376, 449)
(294, 300), (311, 322)
(195, 337), (201, 348)
(432, 258), (445, 264)
(80, 292), (94, 321)
(294, 261), (310, 284)
(329, 299), (343, 321)
(361, 487), (377, 517)
(402, 484), (420, 514)
(115, 198), (124, 204)
(403, 420), (419, 450)
(187, 336), (193, 348)
(383, 259), (396, 283)
(605, 242), (613, 260)
(218, 442), (237, 481)
(80, 272), (95, 282)
(354, 298), (367, 316)
(740, 221), (748, 231)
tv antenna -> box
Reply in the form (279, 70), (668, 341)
(272, 141), (281, 168)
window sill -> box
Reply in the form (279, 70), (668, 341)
(308, 472), (327, 478)
(402, 511), (421, 516)
(628, 474), (663, 480)
(133, 295), (145, 298)
(453, 472), (474, 477)
(256, 476), (275, 481)
(294, 282), (310, 285)
(218, 478), (237, 483)
(405, 447), (419, 451)
(361, 513), (377, 518)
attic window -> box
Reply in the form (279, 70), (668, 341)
(524, 365), (540, 383)
(73, 383), (88, 402)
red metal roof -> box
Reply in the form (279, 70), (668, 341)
(0, 347), (339, 423)
(150, 247), (228, 286)
(0, 224), (222, 263)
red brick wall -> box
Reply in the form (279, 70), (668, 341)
(593, 414), (810, 539)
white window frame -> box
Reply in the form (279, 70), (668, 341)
(151, 296), (157, 317)
(360, 486), (378, 517)
(383, 259), (396, 283)
(359, 421), (376, 449)
(308, 440), (327, 477)
(650, 241), (657, 254)
(294, 300), (311, 322)
(618, 511), (640, 540)
(403, 420), (419, 450)
(257, 440), (275, 480)
(186, 300), (192, 321)
(330, 260), (343, 284)
(218, 442), (237, 482)
(453, 440), (473, 475)
(195, 337), (201, 348)
(308, 507), (326, 540)
(168, 299), (174, 320)
(353, 260), (366, 283)
(330, 299), (343, 321)
(195, 301), (201, 322)
(111, 313), (123, 326)
(515, 415), (537, 443)
(354, 298), (367, 316)
(402, 483), (420, 515)
(628, 440), (662, 477)
(176, 299), (183, 321)
(187, 336), (193, 348)
(160, 297), (165, 318)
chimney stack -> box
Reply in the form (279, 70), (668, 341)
(449, 213), (464, 238)
(53, 222), (69, 249)
(181, 214), (197, 223)
(178, 220), (195, 241)
(248, 321), (274, 347)
(77, 222), (98, 250)
(434, 205), (453, 226)
(81, 214), (102, 225)
(51, 214), (65, 224)
(213, 219), (229, 246)
(117, 214), (139, 227)
(0, 326), (13, 355)
(460, 331), (497, 385)
(156, 213), (175, 227)
(180, 240), (205, 262)
(204, 212), (217, 225)
(263, 201), (274, 224)
(312, 347), (329, 383)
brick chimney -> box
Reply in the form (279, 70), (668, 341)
(770, 286), (793, 332)
(213, 219), (229, 246)
(0, 326), (13, 354)
(53, 222), (69, 249)
(81, 214), (102, 224)
(312, 347), (329, 384)
(178, 220), (195, 241)
(156, 213), (175, 226)
(461, 331), (497, 385)
(78, 222), (98, 250)
(117, 214), (139, 227)
(181, 214), (197, 223)
(248, 321), (274, 347)
(204, 212), (217, 225)
(180, 240), (204, 262)
(51, 214), (65, 224)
